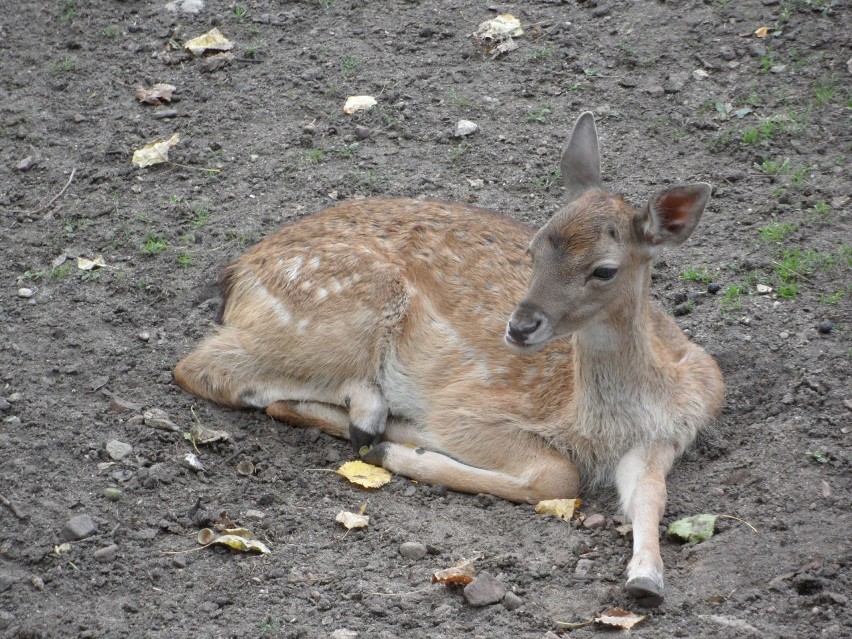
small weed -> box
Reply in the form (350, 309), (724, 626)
(448, 88), (470, 108)
(233, 5), (249, 19)
(759, 222), (795, 243)
(742, 128), (760, 145)
(721, 284), (744, 310)
(813, 77), (836, 105)
(779, 3), (791, 21)
(820, 290), (843, 305)
(789, 164), (812, 190)
(807, 450), (829, 464)
(340, 55), (359, 77)
(141, 232), (168, 255)
(534, 166), (562, 192)
(617, 40), (636, 57)
(260, 616), (278, 632)
(50, 56), (76, 73)
(566, 82), (587, 92)
(303, 149), (325, 164)
(525, 103), (552, 124)
(191, 203), (211, 228)
(755, 158), (789, 175)
(759, 118), (780, 139)
(447, 142), (470, 163)
(19, 270), (46, 282)
(759, 53), (775, 73)
(58, 0), (76, 22)
(100, 26), (118, 38)
(811, 201), (830, 218)
(51, 263), (72, 280)
(176, 253), (195, 267)
(80, 270), (100, 283)
(527, 45), (555, 61)
(681, 266), (713, 283)
(336, 143), (358, 159)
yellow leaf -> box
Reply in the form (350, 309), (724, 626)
(76, 255), (106, 271)
(594, 607), (647, 630)
(475, 14), (524, 38)
(535, 498), (581, 521)
(197, 526), (271, 553)
(336, 460), (392, 489)
(754, 26), (769, 38)
(343, 95), (377, 115)
(432, 559), (477, 585)
(336, 510), (370, 530)
(132, 133), (180, 167)
(184, 28), (233, 56)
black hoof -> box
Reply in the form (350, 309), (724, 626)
(625, 577), (664, 608)
(348, 423), (380, 452)
(360, 441), (391, 466)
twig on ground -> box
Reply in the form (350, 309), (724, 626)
(0, 494), (28, 520)
(3, 167), (76, 216)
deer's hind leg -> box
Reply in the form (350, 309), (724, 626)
(174, 327), (389, 448)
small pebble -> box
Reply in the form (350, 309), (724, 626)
(15, 156), (36, 171)
(707, 282), (721, 295)
(17, 288), (33, 299)
(575, 558), (595, 576)
(104, 487), (122, 501)
(502, 591), (523, 610)
(463, 572), (506, 606)
(137, 331), (151, 342)
(62, 514), (98, 541)
(105, 440), (132, 461)
(245, 509), (264, 522)
(30, 576), (45, 591)
(817, 320), (832, 334)
(779, 331), (789, 339)
(399, 542), (428, 560)
(93, 544), (118, 563)
(330, 630), (358, 639)
(583, 513), (606, 530)
(143, 408), (179, 432)
(454, 120), (478, 137)
(183, 453), (205, 472)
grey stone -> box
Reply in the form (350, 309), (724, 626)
(143, 408), (179, 432)
(463, 572), (506, 606)
(93, 544), (118, 563)
(330, 630), (358, 639)
(575, 558), (595, 576)
(109, 396), (142, 413)
(62, 514), (98, 540)
(105, 440), (133, 461)
(17, 288), (33, 299)
(399, 542), (428, 560)
(0, 573), (15, 593)
(583, 513), (606, 530)
(748, 43), (767, 57)
(502, 591), (523, 610)
(644, 84), (665, 97)
(454, 120), (478, 137)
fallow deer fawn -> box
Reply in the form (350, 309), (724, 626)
(174, 112), (724, 606)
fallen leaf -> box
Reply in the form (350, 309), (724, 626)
(754, 26), (769, 38)
(343, 95), (377, 115)
(76, 255), (106, 271)
(336, 510), (370, 530)
(132, 133), (180, 167)
(595, 608), (647, 630)
(135, 83), (177, 105)
(184, 28), (233, 56)
(535, 498), (581, 521)
(187, 421), (230, 445)
(667, 513), (717, 543)
(475, 14), (524, 38)
(432, 559), (477, 585)
(199, 527), (271, 554)
(336, 460), (392, 489)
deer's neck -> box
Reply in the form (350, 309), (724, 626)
(570, 269), (668, 425)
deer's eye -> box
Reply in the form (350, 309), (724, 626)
(592, 266), (618, 280)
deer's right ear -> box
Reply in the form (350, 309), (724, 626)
(561, 112), (602, 203)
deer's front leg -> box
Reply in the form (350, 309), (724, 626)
(615, 444), (677, 608)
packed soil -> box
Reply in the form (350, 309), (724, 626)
(1, 0), (849, 637)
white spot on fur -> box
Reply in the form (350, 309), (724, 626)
(299, 280), (313, 293)
(331, 278), (344, 293)
(308, 256), (321, 270)
(297, 318), (310, 333)
(282, 256), (303, 283)
(315, 288), (328, 302)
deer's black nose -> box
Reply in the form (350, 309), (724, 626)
(507, 317), (542, 342)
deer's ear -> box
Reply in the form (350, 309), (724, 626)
(561, 112), (601, 203)
(638, 183), (711, 250)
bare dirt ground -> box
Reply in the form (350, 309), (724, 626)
(1, 1), (850, 637)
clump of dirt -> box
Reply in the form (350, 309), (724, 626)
(0, 1), (849, 638)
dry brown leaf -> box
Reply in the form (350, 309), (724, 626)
(135, 83), (177, 105)
(132, 133), (180, 167)
(535, 498), (581, 521)
(336, 460), (392, 489)
(595, 607), (647, 630)
(336, 510), (370, 530)
(431, 559), (477, 585)
(754, 26), (769, 38)
(184, 28), (233, 56)
(76, 256), (106, 271)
